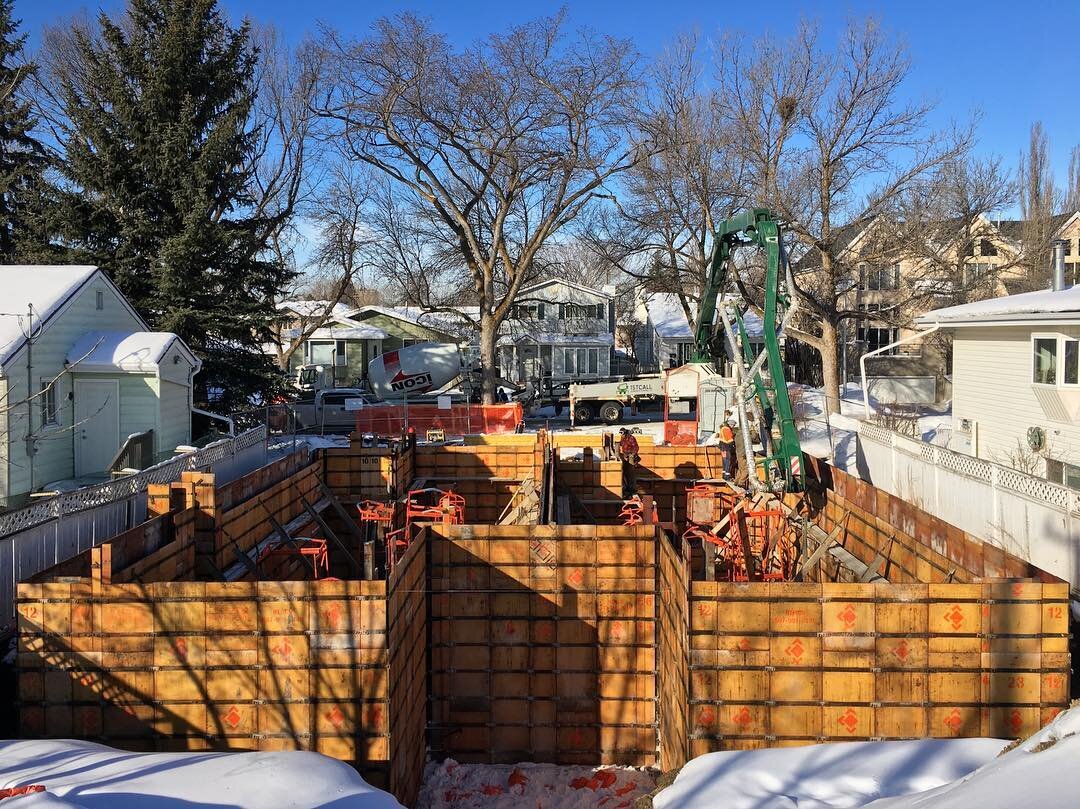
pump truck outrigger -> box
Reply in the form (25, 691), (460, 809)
(696, 208), (805, 494)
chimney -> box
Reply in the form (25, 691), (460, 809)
(1052, 239), (1068, 291)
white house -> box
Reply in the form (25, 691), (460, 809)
(498, 279), (616, 384)
(0, 266), (201, 508)
(917, 284), (1080, 487)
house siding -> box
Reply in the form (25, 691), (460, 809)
(0, 378), (7, 504)
(952, 325), (1080, 469)
(4, 276), (145, 500)
(158, 378), (191, 457)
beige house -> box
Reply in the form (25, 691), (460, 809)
(917, 283), (1080, 487)
(796, 211), (1080, 401)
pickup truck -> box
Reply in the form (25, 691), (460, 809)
(290, 388), (376, 433)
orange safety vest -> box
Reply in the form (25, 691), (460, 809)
(719, 424), (735, 444)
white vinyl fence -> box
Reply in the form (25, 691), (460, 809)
(0, 427), (268, 627)
(857, 422), (1080, 589)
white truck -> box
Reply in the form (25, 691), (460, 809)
(291, 388), (377, 432)
(566, 376), (665, 425)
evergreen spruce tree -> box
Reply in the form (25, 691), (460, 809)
(49, 0), (291, 410)
(0, 0), (47, 262)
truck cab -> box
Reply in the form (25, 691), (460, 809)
(291, 388), (374, 432)
(296, 364), (335, 393)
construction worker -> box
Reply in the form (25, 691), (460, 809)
(719, 410), (737, 480)
(618, 428), (640, 497)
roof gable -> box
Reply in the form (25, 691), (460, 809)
(518, 278), (613, 300)
(0, 266), (153, 369)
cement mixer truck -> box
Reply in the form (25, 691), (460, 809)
(366, 342), (466, 400)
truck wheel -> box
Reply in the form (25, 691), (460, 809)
(574, 403), (595, 425)
(600, 401), (623, 424)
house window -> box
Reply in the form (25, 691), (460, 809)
(563, 348), (575, 374)
(979, 239), (998, 257)
(963, 263), (995, 286)
(540, 345), (553, 376)
(588, 348), (599, 375)
(335, 340), (347, 367)
(1065, 241), (1073, 257)
(512, 304), (544, 320)
(858, 325), (899, 354)
(1065, 339), (1079, 385)
(95, 290), (104, 310)
(861, 264), (900, 291)
(40, 380), (58, 427)
(1046, 458), (1080, 490)
(1033, 338), (1057, 384)
(309, 341), (335, 366)
(561, 303), (600, 320)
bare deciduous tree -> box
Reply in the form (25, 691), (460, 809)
(1018, 121), (1063, 289)
(309, 12), (651, 402)
(584, 31), (747, 340)
(269, 164), (376, 373)
(894, 155), (1016, 307)
(718, 19), (969, 413)
(1068, 145), (1080, 214)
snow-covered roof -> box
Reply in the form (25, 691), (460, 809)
(283, 325), (388, 341)
(642, 292), (777, 342)
(67, 331), (201, 373)
(917, 285), (1080, 326)
(518, 278), (613, 299)
(644, 293), (694, 339)
(276, 299), (355, 319)
(0, 265), (101, 367)
(502, 332), (615, 346)
(352, 305), (473, 337)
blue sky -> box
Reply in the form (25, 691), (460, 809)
(17, 0), (1080, 192)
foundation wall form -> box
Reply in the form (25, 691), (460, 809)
(387, 534), (427, 807)
(687, 579), (1070, 754)
(427, 524), (660, 766)
(16, 576), (393, 788)
(800, 458), (1056, 584)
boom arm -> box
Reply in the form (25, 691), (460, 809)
(693, 208), (805, 492)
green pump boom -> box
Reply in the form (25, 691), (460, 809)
(693, 208), (805, 492)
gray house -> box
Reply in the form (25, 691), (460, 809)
(0, 266), (200, 508)
(499, 279), (616, 384)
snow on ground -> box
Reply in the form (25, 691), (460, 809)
(0, 740), (404, 809)
(655, 706), (1080, 809)
(415, 760), (656, 809)
(789, 383), (866, 474)
(653, 737), (1007, 809)
(866, 705), (1080, 809)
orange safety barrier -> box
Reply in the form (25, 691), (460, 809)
(354, 403), (523, 437)
(663, 419), (698, 446)
(0, 786), (46, 799)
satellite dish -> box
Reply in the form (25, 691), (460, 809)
(1026, 426), (1046, 451)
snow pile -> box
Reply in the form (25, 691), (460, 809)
(653, 737), (1006, 809)
(867, 706), (1080, 808)
(0, 739), (404, 809)
(416, 760), (656, 809)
